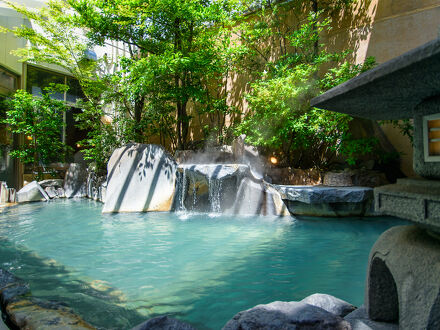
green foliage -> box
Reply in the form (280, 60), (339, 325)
(234, 7), (378, 168)
(70, 0), (240, 150)
(3, 89), (69, 173)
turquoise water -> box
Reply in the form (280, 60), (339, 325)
(0, 199), (407, 329)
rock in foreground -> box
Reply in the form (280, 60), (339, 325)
(223, 301), (351, 330)
(16, 181), (49, 203)
(301, 293), (356, 317)
(103, 144), (178, 213)
(132, 316), (196, 330)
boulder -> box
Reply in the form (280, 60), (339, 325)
(176, 164), (290, 216)
(64, 163), (88, 198)
(44, 186), (58, 199)
(223, 301), (351, 330)
(0, 181), (8, 203)
(8, 188), (16, 203)
(103, 144), (178, 213)
(16, 181), (49, 203)
(345, 306), (398, 330)
(132, 316), (196, 330)
(86, 172), (106, 202)
(230, 178), (290, 216)
(38, 179), (64, 189)
(301, 294), (356, 317)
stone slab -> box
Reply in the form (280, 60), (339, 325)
(374, 178), (440, 232)
(103, 144), (178, 213)
(132, 316), (196, 330)
(311, 38), (440, 120)
(275, 185), (373, 204)
(16, 181), (49, 203)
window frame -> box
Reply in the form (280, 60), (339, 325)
(423, 113), (440, 162)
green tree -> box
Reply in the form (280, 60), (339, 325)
(70, 0), (239, 149)
(3, 89), (69, 178)
(232, 2), (376, 168)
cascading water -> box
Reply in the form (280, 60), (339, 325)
(177, 168), (188, 212)
(208, 178), (222, 213)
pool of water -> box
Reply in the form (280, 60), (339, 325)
(0, 199), (407, 329)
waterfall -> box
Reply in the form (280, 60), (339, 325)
(177, 167), (187, 212)
(208, 178), (222, 213)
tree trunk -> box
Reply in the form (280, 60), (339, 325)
(134, 96), (144, 142)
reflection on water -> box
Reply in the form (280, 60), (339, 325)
(0, 199), (407, 329)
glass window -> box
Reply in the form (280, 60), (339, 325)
(423, 114), (440, 162)
(66, 77), (85, 104)
(0, 67), (18, 95)
(26, 65), (65, 100)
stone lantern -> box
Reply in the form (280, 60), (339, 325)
(311, 38), (440, 329)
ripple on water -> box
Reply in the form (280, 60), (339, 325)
(0, 199), (408, 330)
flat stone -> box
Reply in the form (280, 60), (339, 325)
(132, 316), (196, 330)
(103, 144), (178, 213)
(311, 38), (440, 120)
(345, 306), (398, 330)
(16, 181), (49, 203)
(301, 293), (356, 317)
(374, 178), (440, 232)
(223, 301), (350, 330)
(6, 298), (95, 330)
(366, 225), (440, 329)
(64, 163), (88, 198)
(276, 185), (373, 204)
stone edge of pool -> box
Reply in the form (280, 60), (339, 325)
(0, 266), (399, 330)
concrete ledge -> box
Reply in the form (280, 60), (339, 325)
(374, 178), (440, 232)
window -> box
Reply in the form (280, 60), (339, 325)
(0, 67), (18, 96)
(423, 113), (440, 162)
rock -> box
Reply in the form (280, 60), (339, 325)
(223, 301), (351, 330)
(345, 306), (398, 330)
(265, 168), (322, 185)
(174, 150), (196, 164)
(44, 186), (58, 199)
(132, 316), (196, 330)
(64, 163), (88, 198)
(57, 188), (65, 198)
(324, 172), (354, 187)
(8, 188), (16, 203)
(16, 181), (49, 203)
(86, 172), (106, 202)
(0, 269), (30, 307)
(276, 185), (373, 204)
(366, 225), (440, 329)
(6, 298), (95, 329)
(231, 178), (290, 216)
(301, 293), (356, 317)
(176, 164), (290, 216)
(0, 182), (8, 203)
(103, 144), (178, 213)
(275, 185), (375, 217)
(232, 134), (246, 160)
(39, 179), (64, 189)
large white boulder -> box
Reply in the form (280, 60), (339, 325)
(16, 181), (49, 203)
(103, 144), (178, 213)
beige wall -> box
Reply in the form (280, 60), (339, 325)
(322, 0), (440, 176)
